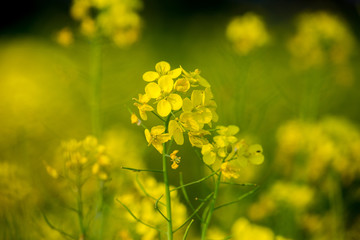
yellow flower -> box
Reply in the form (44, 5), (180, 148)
(133, 94), (153, 120)
(182, 88), (218, 126)
(201, 143), (218, 165)
(226, 12), (270, 55)
(221, 162), (240, 179)
(181, 67), (211, 88)
(169, 150), (181, 169)
(131, 113), (141, 125)
(188, 129), (210, 148)
(145, 76), (183, 117)
(142, 61), (182, 82)
(168, 120), (184, 145)
(214, 125), (239, 148)
(55, 27), (74, 47)
(144, 126), (171, 153)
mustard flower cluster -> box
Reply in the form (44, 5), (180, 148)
(116, 175), (187, 239)
(45, 136), (111, 181)
(275, 117), (360, 183)
(248, 181), (315, 221)
(288, 11), (356, 71)
(226, 12), (270, 55)
(132, 61), (264, 174)
(232, 218), (292, 240)
(61, 0), (142, 47)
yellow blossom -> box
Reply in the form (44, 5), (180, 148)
(226, 12), (270, 55)
(55, 27), (74, 47)
(168, 120), (184, 145)
(144, 126), (171, 153)
(133, 93), (153, 120)
(188, 129), (210, 148)
(130, 113), (141, 125)
(142, 61), (182, 82)
(169, 150), (181, 169)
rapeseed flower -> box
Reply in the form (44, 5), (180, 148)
(144, 125), (171, 153)
(226, 12), (270, 55)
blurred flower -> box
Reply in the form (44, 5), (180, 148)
(276, 117), (360, 183)
(55, 27), (74, 46)
(226, 12), (270, 55)
(288, 11), (356, 85)
(69, 0), (142, 47)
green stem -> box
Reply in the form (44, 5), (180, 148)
(163, 145), (173, 239)
(163, 116), (173, 240)
(76, 169), (86, 239)
(90, 36), (102, 138)
(201, 171), (222, 240)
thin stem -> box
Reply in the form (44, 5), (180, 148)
(152, 111), (166, 122)
(182, 219), (194, 240)
(214, 186), (259, 210)
(201, 171), (222, 240)
(42, 212), (76, 239)
(90, 36), (102, 138)
(76, 169), (86, 239)
(121, 166), (163, 173)
(179, 172), (202, 221)
(220, 182), (257, 187)
(163, 115), (173, 239)
(163, 143), (173, 238)
(116, 198), (164, 233)
(174, 192), (214, 233)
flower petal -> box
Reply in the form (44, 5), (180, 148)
(155, 61), (171, 74)
(174, 78), (191, 92)
(151, 125), (166, 135)
(145, 129), (152, 144)
(168, 68), (182, 78)
(143, 71), (160, 82)
(203, 152), (216, 165)
(158, 75), (174, 93)
(167, 94), (183, 111)
(145, 82), (161, 99)
(157, 99), (172, 117)
(191, 90), (203, 107)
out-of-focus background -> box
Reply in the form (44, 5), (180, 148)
(1, 0), (360, 239)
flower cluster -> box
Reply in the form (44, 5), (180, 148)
(226, 12), (270, 55)
(65, 0), (142, 47)
(116, 175), (187, 239)
(132, 61), (264, 176)
(275, 117), (360, 184)
(45, 136), (111, 181)
(288, 12), (355, 73)
(248, 181), (315, 221)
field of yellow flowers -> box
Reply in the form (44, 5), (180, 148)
(1, 0), (360, 239)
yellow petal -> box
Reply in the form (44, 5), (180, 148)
(168, 68), (182, 78)
(139, 93), (150, 103)
(131, 113), (139, 124)
(143, 71), (160, 82)
(168, 120), (178, 136)
(139, 109), (148, 120)
(227, 125), (240, 135)
(174, 78), (191, 92)
(145, 82), (161, 99)
(203, 152), (216, 165)
(145, 129), (152, 144)
(167, 94), (183, 111)
(173, 130), (184, 145)
(155, 61), (171, 74)
(249, 154), (264, 165)
(182, 98), (193, 112)
(158, 75), (174, 93)
(157, 99), (172, 117)
(201, 144), (213, 155)
(151, 125), (166, 135)
(191, 90), (203, 107)
(157, 133), (171, 143)
(152, 142), (164, 153)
